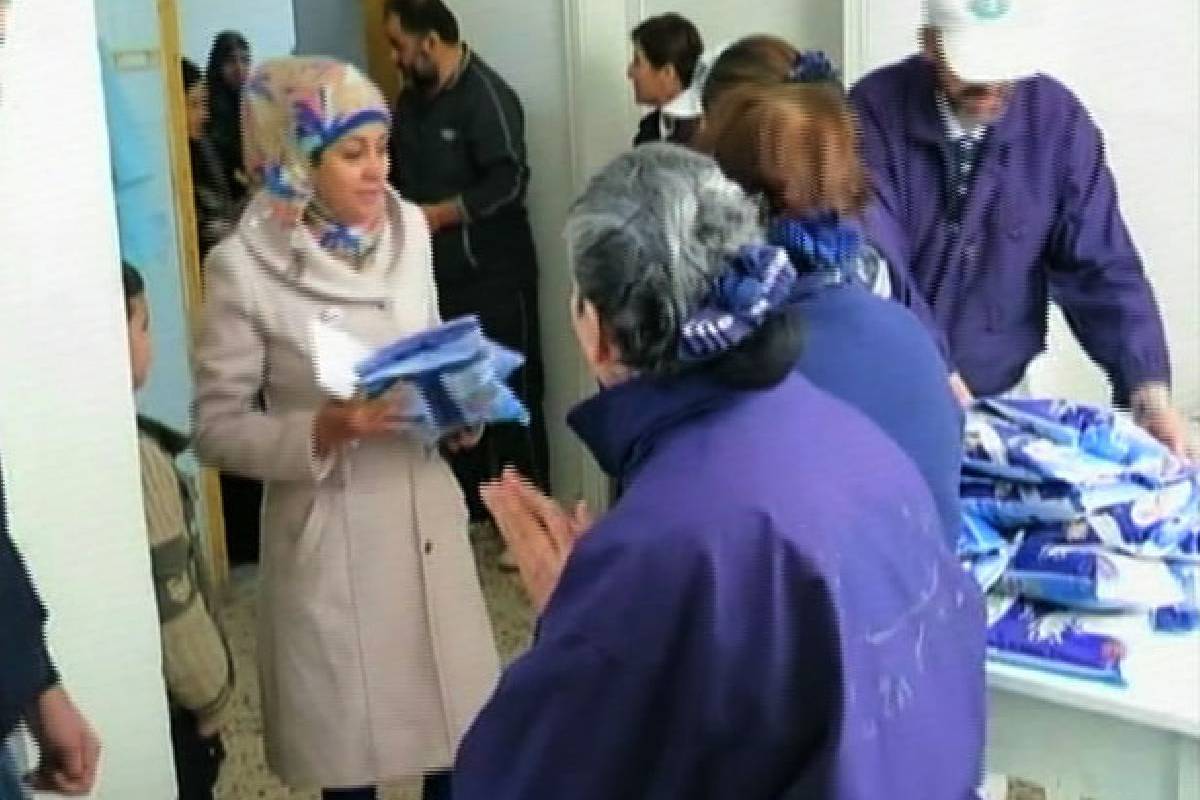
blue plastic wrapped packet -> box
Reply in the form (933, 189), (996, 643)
(963, 410), (1048, 483)
(1149, 560), (1200, 633)
(1001, 539), (1190, 612)
(958, 511), (1009, 556)
(357, 316), (480, 381)
(985, 594), (1127, 686)
(962, 549), (1013, 594)
(1151, 604), (1200, 633)
(352, 315), (530, 445)
(958, 513), (1014, 592)
(961, 479), (1079, 528)
(960, 477), (1149, 529)
(1022, 476), (1200, 562)
(438, 349), (529, 428)
(975, 398), (1084, 445)
(1002, 397), (1175, 478)
(972, 398), (1187, 488)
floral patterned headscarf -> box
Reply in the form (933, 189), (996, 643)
(242, 57), (392, 261)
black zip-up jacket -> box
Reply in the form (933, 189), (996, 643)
(390, 47), (538, 292)
(0, 453), (59, 738)
(633, 109), (700, 147)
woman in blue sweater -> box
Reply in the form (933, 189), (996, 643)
(696, 40), (964, 547)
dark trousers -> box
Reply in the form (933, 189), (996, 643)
(169, 706), (224, 800)
(220, 471), (262, 565)
(321, 772), (451, 800)
(439, 281), (551, 520)
(221, 390), (265, 566)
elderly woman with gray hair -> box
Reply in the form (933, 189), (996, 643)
(450, 144), (986, 799)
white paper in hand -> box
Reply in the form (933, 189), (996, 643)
(310, 317), (370, 400)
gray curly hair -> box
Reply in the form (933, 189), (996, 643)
(565, 144), (764, 375)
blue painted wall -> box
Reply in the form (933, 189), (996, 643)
(94, 0), (214, 558)
(95, 1), (194, 434)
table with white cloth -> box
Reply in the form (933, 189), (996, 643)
(986, 619), (1200, 800)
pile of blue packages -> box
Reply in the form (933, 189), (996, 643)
(957, 398), (1200, 685)
(985, 595), (1128, 686)
(355, 315), (530, 446)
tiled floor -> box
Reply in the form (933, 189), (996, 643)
(214, 525), (533, 799)
(212, 524), (1048, 800)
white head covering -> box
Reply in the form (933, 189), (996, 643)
(924, 0), (1044, 83)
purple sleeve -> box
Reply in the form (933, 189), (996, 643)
(850, 86), (954, 368)
(452, 635), (646, 800)
(1, 456), (59, 736)
(1046, 106), (1171, 404)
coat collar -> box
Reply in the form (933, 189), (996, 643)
(233, 187), (420, 303)
(901, 55), (1025, 147)
(137, 415), (190, 456)
(567, 372), (746, 481)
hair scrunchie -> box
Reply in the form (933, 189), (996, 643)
(678, 245), (798, 362)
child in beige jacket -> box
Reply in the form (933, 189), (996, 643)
(123, 263), (234, 800)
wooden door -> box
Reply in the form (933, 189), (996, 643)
(155, 0), (230, 593)
(361, 0), (399, 102)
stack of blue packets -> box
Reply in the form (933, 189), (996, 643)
(956, 398), (1200, 686)
(353, 315), (530, 446)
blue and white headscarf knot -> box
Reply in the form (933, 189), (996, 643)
(789, 49), (838, 84)
(678, 245), (798, 362)
(293, 99), (390, 160)
(768, 214), (863, 275)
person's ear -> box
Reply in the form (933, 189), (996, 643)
(663, 63), (679, 84)
(575, 298), (603, 365)
(593, 319), (620, 370)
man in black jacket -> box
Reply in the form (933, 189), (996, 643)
(384, 0), (550, 528)
(1, 454), (100, 797)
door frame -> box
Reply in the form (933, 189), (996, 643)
(155, 0), (230, 593)
(841, 0), (870, 81)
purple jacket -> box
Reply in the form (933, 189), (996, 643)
(453, 371), (986, 799)
(850, 56), (1171, 403)
(1, 453), (60, 738)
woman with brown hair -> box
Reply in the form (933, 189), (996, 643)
(704, 36), (975, 403)
(695, 55), (966, 547)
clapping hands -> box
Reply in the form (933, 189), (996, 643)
(480, 468), (593, 614)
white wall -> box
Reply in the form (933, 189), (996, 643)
(644, 0), (844, 64)
(292, 0), (368, 70)
(95, 0), (196, 434)
(180, 0), (295, 66)
(847, 0), (1200, 414)
(0, 1), (175, 798)
(447, 0), (852, 508)
(450, 0), (595, 505)
(1025, 1), (1199, 413)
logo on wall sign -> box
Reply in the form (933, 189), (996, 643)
(970, 0), (1012, 21)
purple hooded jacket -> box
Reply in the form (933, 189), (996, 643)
(850, 56), (1171, 403)
(453, 370), (986, 799)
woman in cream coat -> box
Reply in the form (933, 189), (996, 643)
(192, 57), (498, 799)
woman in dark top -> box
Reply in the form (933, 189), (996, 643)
(695, 38), (965, 547)
(627, 13), (703, 146)
(182, 56), (261, 566)
(199, 38), (263, 565)
(181, 58), (240, 261)
(204, 31), (251, 205)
